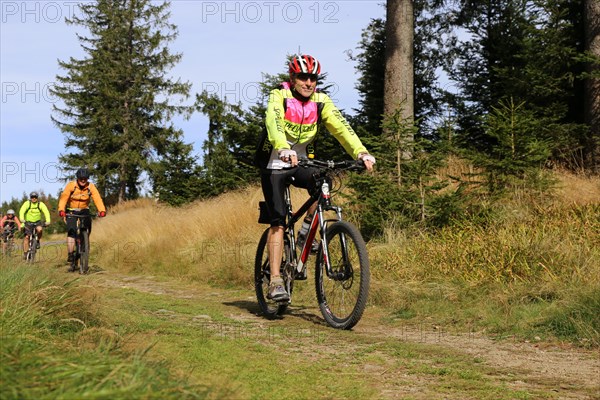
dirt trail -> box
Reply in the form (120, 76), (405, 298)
(92, 271), (600, 399)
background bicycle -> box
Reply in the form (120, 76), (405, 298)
(254, 158), (370, 330)
(23, 222), (41, 263)
(2, 226), (18, 257)
(66, 213), (93, 274)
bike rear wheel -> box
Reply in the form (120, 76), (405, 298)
(79, 230), (90, 274)
(315, 221), (370, 330)
(255, 228), (289, 318)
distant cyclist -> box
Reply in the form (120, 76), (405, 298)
(19, 192), (51, 259)
(256, 54), (375, 302)
(58, 168), (107, 266)
(1, 209), (22, 255)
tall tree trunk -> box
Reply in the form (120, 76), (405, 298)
(585, 0), (600, 173)
(384, 0), (414, 184)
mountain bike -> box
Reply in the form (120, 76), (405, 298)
(66, 213), (92, 274)
(2, 226), (17, 257)
(254, 158), (370, 330)
(24, 222), (41, 263)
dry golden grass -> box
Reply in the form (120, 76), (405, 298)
(91, 170), (599, 293)
(436, 154), (478, 182)
(92, 186), (314, 286)
(554, 169), (600, 205)
(436, 156), (600, 204)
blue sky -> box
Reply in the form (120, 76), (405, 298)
(0, 0), (385, 204)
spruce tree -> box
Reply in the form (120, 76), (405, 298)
(194, 91), (259, 196)
(150, 136), (203, 206)
(448, 0), (590, 168)
(51, 0), (193, 204)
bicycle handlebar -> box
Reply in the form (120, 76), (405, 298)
(297, 157), (365, 171)
(65, 213), (98, 218)
(23, 221), (50, 227)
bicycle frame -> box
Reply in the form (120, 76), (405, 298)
(283, 176), (346, 281)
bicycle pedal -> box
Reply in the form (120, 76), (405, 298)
(273, 295), (291, 304)
(295, 270), (308, 280)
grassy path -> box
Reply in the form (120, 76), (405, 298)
(86, 270), (599, 400)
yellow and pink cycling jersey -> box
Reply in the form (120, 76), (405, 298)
(264, 82), (367, 169)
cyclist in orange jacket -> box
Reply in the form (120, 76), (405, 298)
(58, 168), (107, 266)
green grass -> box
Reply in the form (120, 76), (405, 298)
(96, 287), (378, 399)
(2, 257), (589, 399)
(0, 264), (206, 399)
(88, 280), (554, 399)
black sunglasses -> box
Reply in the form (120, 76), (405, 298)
(296, 73), (318, 82)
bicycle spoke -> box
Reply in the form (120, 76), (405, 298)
(326, 237), (359, 314)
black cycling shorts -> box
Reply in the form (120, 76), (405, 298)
(260, 166), (320, 227)
(23, 221), (42, 235)
(66, 210), (92, 238)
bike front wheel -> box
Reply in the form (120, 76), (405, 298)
(6, 237), (15, 257)
(315, 221), (370, 330)
(79, 230), (90, 274)
(27, 234), (38, 264)
(254, 228), (289, 318)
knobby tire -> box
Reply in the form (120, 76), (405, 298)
(315, 221), (370, 330)
(28, 234), (38, 264)
(79, 230), (90, 274)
